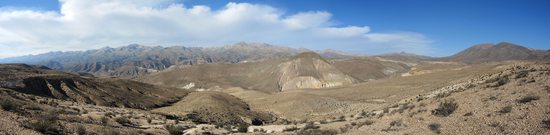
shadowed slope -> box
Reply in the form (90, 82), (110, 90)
(0, 64), (188, 109)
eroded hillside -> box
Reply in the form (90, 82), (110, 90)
(144, 52), (357, 92)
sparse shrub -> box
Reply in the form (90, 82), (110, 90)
(26, 111), (60, 134)
(360, 110), (367, 116)
(417, 96), (426, 102)
(396, 103), (415, 114)
(80, 109), (88, 114)
(336, 115), (346, 122)
(435, 92), (451, 99)
(498, 106), (512, 113)
(64, 115), (85, 123)
(488, 96), (498, 101)
(25, 103), (42, 111)
(389, 120), (403, 127)
(356, 120), (375, 127)
(517, 95), (540, 104)
(514, 71), (528, 78)
(383, 108), (390, 114)
(164, 124), (185, 135)
(485, 77), (508, 87)
(542, 119), (550, 129)
(428, 123), (441, 134)
(282, 126), (298, 132)
(0, 98), (19, 111)
(297, 129), (338, 135)
(185, 112), (207, 124)
(432, 100), (458, 117)
(115, 117), (131, 126)
(147, 117), (153, 124)
(237, 124), (248, 133)
(303, 122), (319, 130)
(339, 126), (348, 133)
(47, 100), (58, 106)
(101, 127), (120, 135)
(251, 118), (264, 125)
(76, 125), (86, 135)
(382, 120), (403, 132)
(101, 116), (109, 125)
(104, 112), (114, 117)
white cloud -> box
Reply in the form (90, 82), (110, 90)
(0, 0), (434, 58)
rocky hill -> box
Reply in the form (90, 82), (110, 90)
(144, 52), (357, 92)
(0, 64), (188, 109)
(442, 42), (549, 63)
(153, 91), (275, 126)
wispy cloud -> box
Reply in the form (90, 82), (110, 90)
(0, 0), (433, 58)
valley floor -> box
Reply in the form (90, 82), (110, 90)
(1, 61), (549, 135)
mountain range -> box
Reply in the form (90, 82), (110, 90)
(1, 42), (548, 78)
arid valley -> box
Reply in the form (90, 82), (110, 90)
(1, 42), (549, 135)
(0, 0), (549, 135)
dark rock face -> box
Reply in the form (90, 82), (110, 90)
(442, 42), (549, 63)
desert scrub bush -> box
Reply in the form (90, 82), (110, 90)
(101, 127), (120, 135)
(435, 92), (451, 99)
(542, 119), (550, 129)
(360, 110), (368, 116)
(165, 124), (186, 135)
(303, 122), (320, 130)
(26, 111), (61, 134)
(251, 118), (264, 125)
(336, 115), (346, 122)
(115, 117), (132, 126)
(356, 119), (375, 127)
(514, 71), (529, 78)
(432, 100), (458, 117)
(390, 120), (403, 127)
(101, 116), (109, 125)
(147, 117), (153, 124)
(516, 95), (540, 103)
(485, 76), (508, 87)
(498, 105), (512, 113)
(428, 123), (441, 134)
(297, 129), (338, 135)
(24, 103), (42, 111)
(396, 103), (415, 114)
(283, 126), (298, 132)
(382, 119), (403, 132)
(0, 97), (19, 111)
(237, 124), (249, 133)
(104, 112), (114, 117)
(76, 125), (86, 135)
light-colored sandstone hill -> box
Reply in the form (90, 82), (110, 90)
(144, 52), (357, 92)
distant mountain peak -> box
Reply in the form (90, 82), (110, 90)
(295, 51), (323, 59)
(443, 42), (548, 63)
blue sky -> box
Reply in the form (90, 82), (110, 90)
(0, 0), (549, 57)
